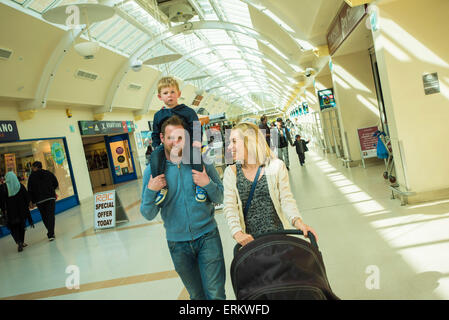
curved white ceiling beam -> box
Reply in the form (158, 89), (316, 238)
(98, 19), (303, 114)
(203, 72), (282, 97)
(166, 44), (293, 77)
(19, 28), (84, 112)
(238, 0), (312, 47)
(182, 58), (290, 85)
(133, 73), (163, 117)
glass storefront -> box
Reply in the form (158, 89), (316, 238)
(0, 137), (78, 238)
(0, 138), (75, 201)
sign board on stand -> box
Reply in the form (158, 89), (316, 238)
(94, 190), (129, 231)
(357, 126), (379, 168)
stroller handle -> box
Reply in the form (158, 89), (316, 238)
(234, 229), (318, 257)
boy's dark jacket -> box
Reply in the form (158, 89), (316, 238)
(151, 104), (201, 148)
(293, 139), (309, 154)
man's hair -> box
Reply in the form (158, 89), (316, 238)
(260, 115), (267, 122)
(32, 161), (42, 169)
(157, 76), (180, 94)
(161, 115), (186, 135)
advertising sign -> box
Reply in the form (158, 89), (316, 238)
(94, 190), (116, 230)
(51, 142), (66, 165)
(0, 121), (19, 142)
(78, 121), (134, 135)
(318, 88), (337, 111)
(4, 153), (17, 174)
(357, 126), (379, 167)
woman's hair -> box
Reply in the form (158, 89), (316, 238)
(232, 122), (276, 166)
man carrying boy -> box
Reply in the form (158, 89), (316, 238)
(141, 115), (226, 300)
(150, 77), (207, 205)
(293, 135), (310, 166)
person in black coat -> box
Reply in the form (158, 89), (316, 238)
(27, 161), (58, 241)
(293, 135), (310, 166)
(0, 171), (34, 252)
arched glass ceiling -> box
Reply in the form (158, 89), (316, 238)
(14, 0), (306, 112)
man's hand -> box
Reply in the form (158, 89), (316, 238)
(147, 174), (167, 192)
(192, 167), (210, 187)
(234, 231), (254, 246)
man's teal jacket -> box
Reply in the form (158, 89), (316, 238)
(140, 159), (224, 241)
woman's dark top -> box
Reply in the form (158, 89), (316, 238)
(0, 184), (32, 227)
(236, 164), (284, 237)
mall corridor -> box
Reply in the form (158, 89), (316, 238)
(1, 146), (449, 300)
(1, 0), (449, 302)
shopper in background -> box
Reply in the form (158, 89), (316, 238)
(0, 171), (34, 252)
(293, 134), (310, 166)
(27, 161), (59, 241)
(258, 115), (271, 147)
(275, 118), (294, 170)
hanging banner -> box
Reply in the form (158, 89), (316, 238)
(94, 190), (116, 230)
(327, 2), (367, 55)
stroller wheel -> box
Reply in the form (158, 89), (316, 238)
(389, 175), (396, 184)
(383, 172), (389, 179)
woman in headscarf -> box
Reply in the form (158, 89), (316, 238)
(0, 171), (34, 252)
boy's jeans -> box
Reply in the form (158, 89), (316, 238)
(167, 227), (226, 300)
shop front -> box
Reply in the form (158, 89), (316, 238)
(0, 120), (79, 237)
(79, 121), (137, 192)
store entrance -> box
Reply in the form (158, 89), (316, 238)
(82, 135), (113, 193)
(82, 133), (137, 193)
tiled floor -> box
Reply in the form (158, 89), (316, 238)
(1, 146), (449, 300)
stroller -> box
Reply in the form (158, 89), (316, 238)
(230, 230), (339, 300)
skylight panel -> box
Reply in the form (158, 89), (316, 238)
(122, 33), (149, 54)
(90, 16), (121, 40)
(28, 0), (58, 13)
(109, 27), (139, 48)
(200, 30), (232, 45)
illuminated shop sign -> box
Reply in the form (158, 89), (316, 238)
(0, 121), (19, 142)
(78, 121), (135, 135)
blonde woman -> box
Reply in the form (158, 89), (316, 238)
(223, 122), (317, 247)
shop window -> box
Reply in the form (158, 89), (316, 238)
(0, 138), (75, 201)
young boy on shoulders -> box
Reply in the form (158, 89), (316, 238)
(150, 76), (207, 205)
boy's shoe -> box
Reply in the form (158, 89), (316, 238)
(155, 187), (168, 206)
(195, 186), (207, 203)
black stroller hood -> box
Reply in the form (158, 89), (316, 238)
(231, 230), (339, 300)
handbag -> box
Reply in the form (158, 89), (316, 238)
(243, 166), (262, 218)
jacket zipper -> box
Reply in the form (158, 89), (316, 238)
(178, 164), (194, 241)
